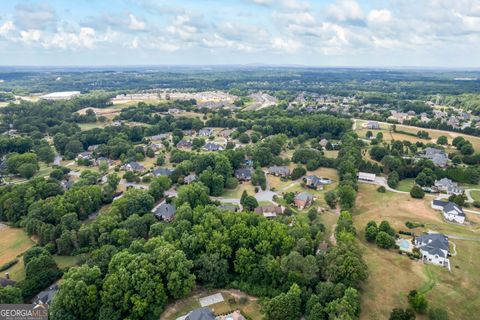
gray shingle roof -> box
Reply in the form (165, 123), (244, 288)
(186, 307), (216, 320)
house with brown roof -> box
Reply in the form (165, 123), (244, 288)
(254, 205), (285, 218)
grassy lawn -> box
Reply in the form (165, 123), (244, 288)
(355, 119), (480, 151)
(78, 122), (109, 131)
(396, 179), (414, 192)
(161, 288), (263, 320)
(354, 184), (480, 319)
(469, 190), (480, 202)
(222, 181), (256, 199)
(0, 224), (35, 281)
(53, 255), (81, 269)
(0, 224), (35, 266)
(323, 150), (339, 159)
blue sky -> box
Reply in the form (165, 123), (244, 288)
(0, 0), (479, 67)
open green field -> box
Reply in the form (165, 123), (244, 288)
(0, 224), (35, 281)
(354, 184), (480, 320)
(160, 288), (263, 320)
(469, 190), (480, 202)
(0, 224), (35, 266)
(396, 178), (414, 192)
(222, 181), (256, 198)
(355, 119), (480, 151)
(0, 224), (81, 281)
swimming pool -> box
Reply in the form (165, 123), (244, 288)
(398, 238), (410, 251)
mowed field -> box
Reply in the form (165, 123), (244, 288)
(0, 224), (35, 266)
(355, 119), (480, 150)
(354, 184), (480, 320)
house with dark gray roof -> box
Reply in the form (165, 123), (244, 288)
(422, 148), (448, 167)
(198, 128), (214, 137)
(203, 142), (224, 152)
(267, 166), (290, 177)
(0, 276), (16, 288)
(434, 178), (463, 195)
(303, 175), (332, 190)
(235, 168), (252, 181)
(122, 161), (145, 173)
(431, 199), (466, 224)
(176, 140), (193, 149)
(153, 203), (176, 221)
(184, 174), (197, 184)
(414, 233), (450, 269)
(185, 307), (216, 320)
(152, 168), (174, 177)
(33, 284), (59, 306)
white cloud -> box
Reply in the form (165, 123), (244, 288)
(41, 27), (108, 50)
(20, 29), (42, 43)
(0, 21), (15, 36)
(325, 0), (364, 24)
(367, 9), (392, 25)
(128, 14), (146, 31)
(166, 14), (200, 41)
(271, 37), (302, 53)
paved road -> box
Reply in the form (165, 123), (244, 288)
(358, 177), (409, 194)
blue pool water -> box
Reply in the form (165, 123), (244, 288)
(399, 238), (410, 250)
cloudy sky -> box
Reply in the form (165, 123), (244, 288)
(0, 0), (479, 67)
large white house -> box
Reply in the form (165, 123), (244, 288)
(434, 178), (463, 195)
(431, 199), (466, 224)
(414, 233), (450, 270)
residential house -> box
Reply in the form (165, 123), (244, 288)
(153, 203), (176, 222)
(447, 116), (460, 128)
(414, 233), (450, 269)
(244, 159), (254, 167)
(267, 166), (290, 177)
(255, 205), (285, 218)
(218, 129), (233, 139)
(33, 284), (59, 306)
(176, 140), (193, 149)
(319, 139), (329, 148)
(185, 308), (216, 320)
(77, 151), (93, 161)
(358, 172), (376, 182)
(204, 142), (224, 152)
(365, 121), (380, 129)
(152, 168), (174, 177)
(422, 148), (448, 167)
(168, 108), (183, 114)
(60, 179), (74, 190)
(122, 161), (145, 173)
(87, 144), (100, 151)
(235, 168), (252, 181)
(294, 192), (314, 209)
(149, 143), (164, 152)
(198, 128), (214, 137)
(431, 200), (466, 224)
(148, 133), (170, 141)
(434, 178), (463, 195)
(182, 130), (196, 136)
(184, 174), (197, 184)
(0, 274), (16, 288)
(303, 175), (332, 190)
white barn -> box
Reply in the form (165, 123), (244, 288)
(358, 172), (376, 182)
